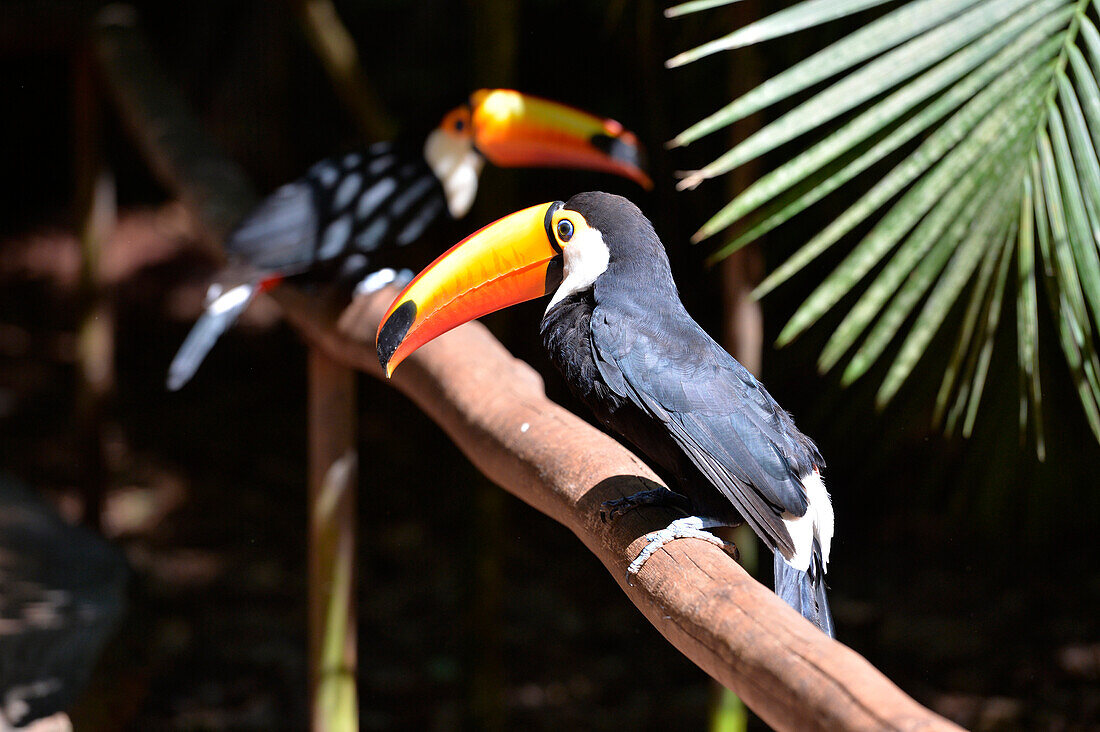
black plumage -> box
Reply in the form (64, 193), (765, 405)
(540, 192), (833, 635)
(226, 143), (446, 278)
(167, 142), (449, 390)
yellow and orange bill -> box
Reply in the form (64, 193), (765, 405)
(377, 201), (574, 375)
(442, 89), (652, 190)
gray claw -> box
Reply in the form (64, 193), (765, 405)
(626, 516), (738, 575)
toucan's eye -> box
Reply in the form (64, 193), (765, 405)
(556, 218), (574, 242)
(441, 107), (471, 135)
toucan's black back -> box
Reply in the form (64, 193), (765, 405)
(541, 192), (824, 555)
(225, 141), (448, 282)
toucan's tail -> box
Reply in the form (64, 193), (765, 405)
(166, 280), (260, 391)
(773, 541), (834, 638)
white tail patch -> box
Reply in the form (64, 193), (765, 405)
(208, 283), (253, 316)
(780, 469), (833, 572)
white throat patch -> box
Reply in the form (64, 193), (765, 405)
(547, 226), (610, 312)
(423, 129), (485, 219)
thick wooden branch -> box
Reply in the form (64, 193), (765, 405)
(286, 289), (958, 732)
(92, 11), (960, 730)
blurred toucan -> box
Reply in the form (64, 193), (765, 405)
(376, 192), (835, 636)
(167, 90), (651, 390)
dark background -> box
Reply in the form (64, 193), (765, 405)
(2, 0), (1099, 728)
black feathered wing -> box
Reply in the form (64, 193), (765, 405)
(168, 144), (449, 389)
(589, 304), (819, 559)
(224, 143), (448, 276)
(222, 180), (320, 275)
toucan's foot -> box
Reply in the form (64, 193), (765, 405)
(600, 488), (691, 524)
(354, 267), (415, 296)
(626, 516), (738, 576)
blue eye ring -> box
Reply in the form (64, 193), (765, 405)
(556, 218), (574, 242)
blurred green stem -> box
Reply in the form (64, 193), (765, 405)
(73, 43), (116, 531)
(292, 6), (393, 728)
(308, 350), (358, 732)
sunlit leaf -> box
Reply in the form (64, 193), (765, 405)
(666, 0), (900, 68)
(670, 0), (986, 147)
(701, 11), (1068, 250)
(1056, 72), (1100, 245)
(755, 54), (1057, 304)
(664, 0), (744, 19)
(775, 74), (1048, 347)
(959, 222), (1016, 437)
(1037, 131), (1100, 438)
(874, 184), (1018, 407)
(672, 0), (1100, 446)
(1016, 179), (1044, 458)
(678, 0), (1038, 190)
(1080, 14), (1100, 72)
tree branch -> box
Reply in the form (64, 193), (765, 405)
(92, 9), (961, 731)
(295, 288), (961, 732)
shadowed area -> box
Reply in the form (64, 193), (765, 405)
(0, 475), (126, 729)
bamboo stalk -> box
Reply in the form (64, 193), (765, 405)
(287, 3), (399, 724)
(307, 349), (358, 732)
(73, 42), (116, 531)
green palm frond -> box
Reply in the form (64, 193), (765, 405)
(670, 0), (1100, 450)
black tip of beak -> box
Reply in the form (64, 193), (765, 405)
(590, 133), (647, 172)
(377, 300), (418, 370)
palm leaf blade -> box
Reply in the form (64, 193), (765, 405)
(822, 134), (1017, 376)
(679, 0), (1044, 190)
(671, 0), (987, 147)
(700, 5), (1069, 248)
(960, 222), (1017, 436)
(874, 190), (1018, 406)
(1067, 45), (1100, 155)
(1057, 65), (1100, 240)
(933, 219), (1009, 426)
(1048, 100), (1100, 322)
(666, 0), (901, 68)
(665, 0), (744, 19)
(1036, 132), (1100, 438)
(1016, 178), (1044, 458)
(774, 73), (1049, 347)
(1079, 14), (1100, 73)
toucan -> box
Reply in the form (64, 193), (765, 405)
(376, 192), (835, 636)
(166, 90), (651, 390)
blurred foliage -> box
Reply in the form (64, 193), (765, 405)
(671, 0), (1100, 455)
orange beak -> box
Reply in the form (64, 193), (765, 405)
(377, 201), (562, 376)
(470, 90), (652, 190)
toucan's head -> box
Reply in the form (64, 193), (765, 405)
(423, 91), (652, 219)
(377, 191), (670, 376)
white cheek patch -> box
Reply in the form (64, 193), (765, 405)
(547, 226), (610, 312)
(779, 468), (834, 573)
(423, 129), (485, 219)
